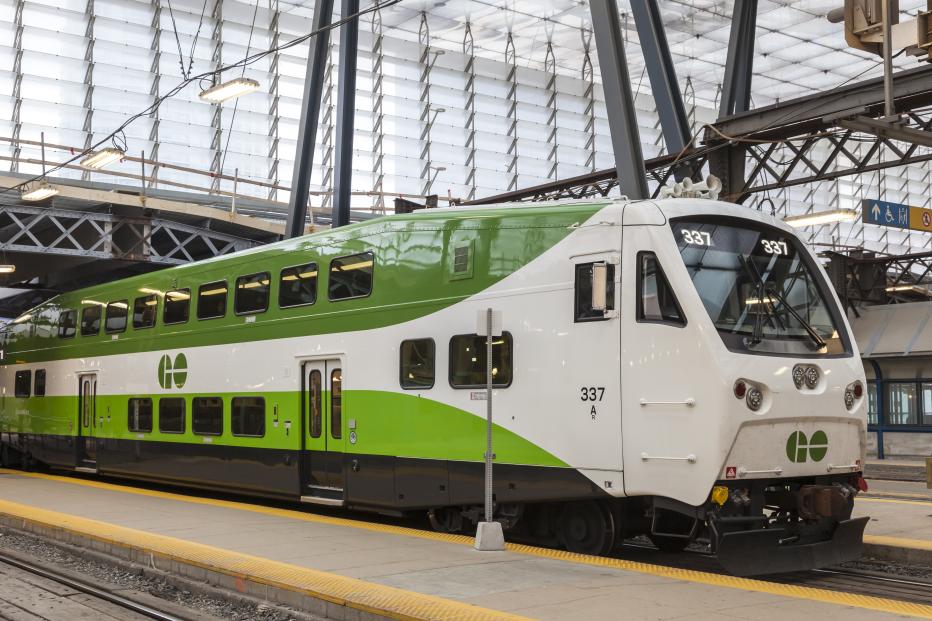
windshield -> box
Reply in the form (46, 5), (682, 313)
(671, 217), (849, 356)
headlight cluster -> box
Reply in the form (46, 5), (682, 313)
(734, 380), (764, 412)
(793, 364), (821, 390)
(844, 381), (864, 411)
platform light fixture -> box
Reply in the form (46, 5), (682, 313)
(783, 208), (858, 228)
(198, 77), (260, 104)
(0, 265), (15, 274)
(80, 147), (124, 170)
(21, 181), (58, 202)
(886, 284), (932, 295)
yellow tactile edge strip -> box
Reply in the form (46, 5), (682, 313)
(0, 497), (530, 621)
(3, 470), (932, 619)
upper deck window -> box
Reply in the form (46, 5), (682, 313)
(671, 217), (848, 356)
(279, 263), (317, 308)
(235, 273), (270, 315)
(329, 252), (373, 301)
(164, 289), (191, 325)
(133, 295), (158, 329)
(197, 281), (228, 320)
(58, 310), (77, 338)
(105, 301), (128, 333)
(80, 305), (101, 336)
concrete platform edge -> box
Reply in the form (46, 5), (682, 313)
(0, 507), (528, 621)
(864, 541), (932, 568)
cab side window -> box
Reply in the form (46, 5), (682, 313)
(574, 262), (615, 322)
(637, 252), (685, 326)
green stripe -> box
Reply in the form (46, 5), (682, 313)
(1, 390), (567, 468)
(4, 203), (605, 364)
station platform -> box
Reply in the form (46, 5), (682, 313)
(0, 469), (931, 621)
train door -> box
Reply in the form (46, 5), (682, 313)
(299, 358), (345, 506)
(620, 221), (710, 504)
(76, 373), (98, 472)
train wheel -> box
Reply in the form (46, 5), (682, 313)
(648, 534), (690, 553)
(428, 507), (464, 534)
(559, 501), (615, 556)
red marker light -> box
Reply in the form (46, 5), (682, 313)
(856, 476), (869, 492)
(734, 381), (747, 399)
(853, 382), (863, 399)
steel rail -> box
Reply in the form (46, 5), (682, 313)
(0, 549), (187, 621)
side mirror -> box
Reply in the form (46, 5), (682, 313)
(591, 263), (608, 312)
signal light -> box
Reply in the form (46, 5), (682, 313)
(746, 387), (763, 411)
(711, 486), (729, 506)
(733, 380), (747, 399)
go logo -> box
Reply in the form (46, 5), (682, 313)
(785, 430), (828, 463)
(157, 353), (188, 389)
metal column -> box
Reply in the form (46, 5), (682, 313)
(719, 0), (756, 118)
(286, 0), (335, 239)
(712, 0), (757, 201)
(630, 0), (692, 179)
(208, 0), (223, 194)
(332, 0), (359, 229)
(268, 0), (281, 201)
(589, 0), (649, 199)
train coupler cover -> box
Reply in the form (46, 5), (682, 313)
(714, 516), (869, 576)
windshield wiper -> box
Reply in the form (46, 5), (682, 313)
(739, 256), (781, 346)
(764, 284), (827, 351)
(739, 256), (825, 351)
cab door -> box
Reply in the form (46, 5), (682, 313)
(76, 373), (98, 471)
(300, 358), (345, 505)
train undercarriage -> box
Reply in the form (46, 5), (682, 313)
(427, 472), (869, 576)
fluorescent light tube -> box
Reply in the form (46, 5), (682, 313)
(80, 147), (124, 170)
(199, 77), (260, 103)
(783, 208), (858, 227)
(21, 182), (58, 202)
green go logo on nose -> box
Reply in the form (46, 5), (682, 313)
(786, 430), (828, 463)
(157, 353), (188, 389)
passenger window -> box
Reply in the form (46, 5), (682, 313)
(128, 398), (153, 433)
(105, 300), (128, 333)
(637, 252), (685, 326)
(14, 370), (31, 398)
(132, 295), (158, 329)
(400, 339), (435, 389)
(231, 397), (265, 437)
(158, 397), (185, 433)
(164, 289), (191, 325)
(80, 305), (101, 336)
(449, 333), (513, 388)
(34, 370), (46, 397)
(197, 281), (228, 320)
(235, 272), (270, 315)
(193, 397), (223, 435)
(308, 370), (322, 438)
(330, 368), (342, 439)
(58, 309), (77, 338)
(329, 252), (374, 301)
(279, 263), (318, 308)
(575, 262), (615, 322)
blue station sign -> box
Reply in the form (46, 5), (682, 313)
(863, 199), (910, 229)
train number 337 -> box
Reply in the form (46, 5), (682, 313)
(580, 387), (605, 401)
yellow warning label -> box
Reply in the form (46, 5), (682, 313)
(910, 206), (932, 232)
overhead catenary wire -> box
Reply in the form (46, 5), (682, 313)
(2, 0), (402, 199)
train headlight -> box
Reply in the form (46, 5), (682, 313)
(804, 366), (820, 389)
(792, 365), (806, 389)
(844, 389), (855, 410)
(746, 387), (764, 411)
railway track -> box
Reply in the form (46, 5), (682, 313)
(0, 549), (187, 621)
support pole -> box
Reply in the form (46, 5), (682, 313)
(882, 0), (895, 118)
(286, 0), (335, 239)
(630, 0), (692, 179)
(332, 0), (359, 229)
(589, 0), (648, 199)
(713, 0), (757, 202)
(719, 0), (757, 119)
(475, 308), (504, 551)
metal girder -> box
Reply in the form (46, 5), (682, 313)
(720, 0), (756, 119)
(286, 0), (335, 239)
(837, 115), (932, 148)
(827, 250), (932, 311)
(630, 0), (692, 180)
(0, 204), (257, 265)
(468, 66), (932, 207)
(332, 0), (359, 229)
(588, 0), (648, 199)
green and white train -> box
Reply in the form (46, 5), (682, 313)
(0, 198), (869, 575)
